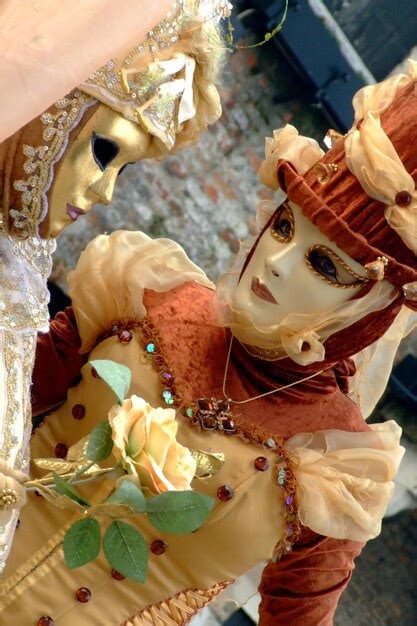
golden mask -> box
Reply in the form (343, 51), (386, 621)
(45, 104), (152, 238)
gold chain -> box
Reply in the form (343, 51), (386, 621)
(222, 336), (326, 405)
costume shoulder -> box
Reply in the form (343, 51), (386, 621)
(67, 230), (214, 354)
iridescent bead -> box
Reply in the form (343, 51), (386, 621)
(76, 587), (92, 603)
(146, 342), (156, 353)
(150, 539), (166, 555)
(186, 407), (193, 418)
(254, 456), (270, 471)
(162, 372), (173, 386)
(162, 390), (174, 405)
(264, 438), (276, 449)
(277, 469), (286, 486)
(217, 485), (234, 502)
(285, 495), (294, 506)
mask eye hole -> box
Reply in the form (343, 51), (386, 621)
(91, 132), (119, 171)
(306, 245), (369, 288)
(270, 202), (294, 243)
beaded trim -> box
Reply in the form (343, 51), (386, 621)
(102, 317), (303, 557)
(11, 91), (95, 236)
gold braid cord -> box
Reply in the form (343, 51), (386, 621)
(123, 581), (233, 626)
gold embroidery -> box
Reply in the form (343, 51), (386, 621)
(11, 91), (95, 236)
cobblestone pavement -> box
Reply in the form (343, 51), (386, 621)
(335, 509), (417, 626)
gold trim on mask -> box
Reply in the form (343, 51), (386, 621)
(305, 244), (369, 289)
(270, 202), (295, 243)
(11, 91), (95, 237)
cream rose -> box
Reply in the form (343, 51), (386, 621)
(108, 396), (196, 495)
(0, 460), (27, 525)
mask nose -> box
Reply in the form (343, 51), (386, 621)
(89, 171), (118, 206)
(265, 242), (302, 279)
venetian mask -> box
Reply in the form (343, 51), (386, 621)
(45, 104), (153, 238)
(233, 202), (369, 330)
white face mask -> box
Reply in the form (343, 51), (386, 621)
(233, 202), (369, 331)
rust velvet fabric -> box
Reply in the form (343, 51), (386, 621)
(258, 528), (364, 626)
(32, 307), (85, 417)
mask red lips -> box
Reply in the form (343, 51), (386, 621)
(251, 277), (278, 304)
(66, 203), (87, 221)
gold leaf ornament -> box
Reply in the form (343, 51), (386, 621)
(190, 450), (225, 480)
(32, 484), (85, 512)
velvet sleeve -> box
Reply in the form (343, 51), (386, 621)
(258, 528), (364, 626)
(32, 306), (85, 417)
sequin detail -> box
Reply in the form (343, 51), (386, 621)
(11, 91), (95, 236)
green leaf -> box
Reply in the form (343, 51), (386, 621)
(86, 420), (113, 462)
(53, 473), (90, 506)
(89, 359), (131, 404)
(146, 491), (214, 534)
(106, 480), (147, 514)
(63, 518), (100, 569)
(103, 520), (148, 582)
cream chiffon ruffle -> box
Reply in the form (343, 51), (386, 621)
(67, 230), (214, 353)
(286, 420), (404, 542)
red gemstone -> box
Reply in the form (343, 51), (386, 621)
(111, 569), (125, 581)
(395, 190), (412, 207)
(217, 400), (230, 413)
(72, 404), (86, 420)
(118, 329), (133, 343)
(54, 443), (68, 459)
(37, 617), (55, 626)
(217, 485), (234, 502)
(221, 417), (236, 433)
(197, 398), (216, 412)
(254, 456), (270, 471)
(200, 414), (218, 430)
(76, 587), (92, 603)
(150, 539), (166, 555)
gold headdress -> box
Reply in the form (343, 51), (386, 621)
(4, 0), (231, 238)
(81, 0), (231, 149)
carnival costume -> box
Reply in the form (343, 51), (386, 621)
(4, 63), (417, 624)
(0, 0), (228, 571)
